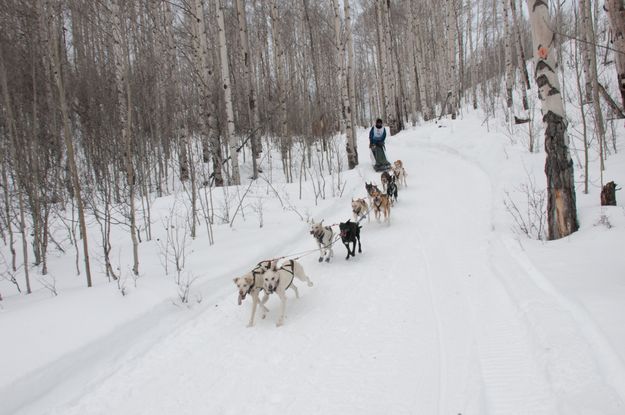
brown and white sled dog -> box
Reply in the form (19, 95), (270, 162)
(351, 198), (369, 222)
(393, 160), (407, 187)
(371, 190), (391, 223)
(309, 219), (334, 262)
(233, 260), (299, 327)
(262, 260), (313, 327)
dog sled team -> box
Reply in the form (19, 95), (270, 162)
(233, 118), (408, 327)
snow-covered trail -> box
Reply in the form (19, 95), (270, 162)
(17, 127), (624, 415)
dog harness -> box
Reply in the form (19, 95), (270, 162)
(282, 259), (296, 290)
(261, 260), (296, 294)
(374, 196), (383, 209)
(313, 227), (332, 245)
(248, 261), (271, 295)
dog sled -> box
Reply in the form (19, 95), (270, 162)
(370, 145), (392, 172)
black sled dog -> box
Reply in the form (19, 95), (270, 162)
(339, 220), (362, 260)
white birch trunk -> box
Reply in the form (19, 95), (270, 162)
(236, 0), (261, 179)
(332, 0), (344, 129)
(605, 0), (625, 109)
(375, 0), (393, 127)
(526, 0), (578, 239)
(112, 0), (139, 275)
(172, 13), (187, 184)
(502, 0), (514, 109)
(215, 0), (240, 185)
(509, 0), (530, 110)
(0, 43), (32, 292)
(456, 0), (465, 103)
(468, 0), (478, 109)
(445, 0), (458, 118)
(374, 0), (387, 121)
(418, 37), (432, 119)
(344, 0), (358, 168)
(383, 0), (399, 131)
(191, 0), (224, 186)
(580, 0), (606, 172)
(270, 0), (290, 182)
(44, 0), (94, 285)
(579, 0), (593, 103)
(509, 0), (529, 87)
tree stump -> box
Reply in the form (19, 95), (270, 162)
(600, 181), (618, 206)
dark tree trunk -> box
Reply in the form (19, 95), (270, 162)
(544, 112), (579, 239)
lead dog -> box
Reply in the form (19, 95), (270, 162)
(310, 219), (334, 262)
(233, 260), (300, 327)
(233, 260), (271, 327)
(351, 198), (369, 222)
(262, 260), (313, 327)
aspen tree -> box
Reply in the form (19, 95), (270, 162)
(344, 0), (359, 168)
(580, 0), (606, 173)
(526, 0), (578, 239)
(112, 0), (139, 275)
(47, 0), (94, 284)
(236, 0), (261, 179)
(502, 0), (514, 109)
(605, 0), (625, 108)
(215, 0), (241, 185)
(509, 0), (530, 110)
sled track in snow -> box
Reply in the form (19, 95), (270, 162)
(411, 226), (444, 414)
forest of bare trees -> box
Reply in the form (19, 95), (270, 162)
(0, 0), (622, 293)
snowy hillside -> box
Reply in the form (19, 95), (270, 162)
(1, 108), (624, 414)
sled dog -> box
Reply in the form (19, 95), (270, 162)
(310, 220), (334, 262)
(262, 260), (313, 327)
(393, 160), (407, 187)
(339, 220), (362, 260)
(371, 189), (391, 223)
(380, 171), (392, 193)
(351, 198), (369, 222)
(365, 182), (381, 207)
(233, 260), (299, 327)
(387, 175), (398, 205)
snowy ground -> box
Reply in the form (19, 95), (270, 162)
(1, 110), (624, 415)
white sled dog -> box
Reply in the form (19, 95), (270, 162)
(351, 198), (369, 222)
(233, 260), (298, 327)
(262, 259), (313, 327)
(309, 219), (334, 262)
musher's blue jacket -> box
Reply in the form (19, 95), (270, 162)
(369, 127), (386, 147)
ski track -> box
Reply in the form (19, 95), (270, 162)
(13, 127), (624, 415)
